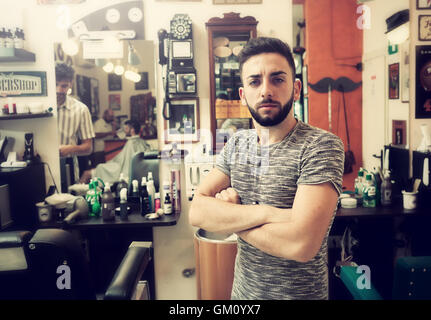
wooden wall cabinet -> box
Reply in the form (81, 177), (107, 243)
(206, 12), (258, 152)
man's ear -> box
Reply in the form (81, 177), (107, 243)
(239, 87), (246, 106)
(293, 79), (302, 101)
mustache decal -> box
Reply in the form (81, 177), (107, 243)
(308, 77), (362, 93)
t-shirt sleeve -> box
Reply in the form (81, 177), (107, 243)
(297, 133), (345, 195)
(78, 105), (96, 140)
(215, 134), (236, 177)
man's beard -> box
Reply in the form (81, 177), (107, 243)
(246, 95), (294, 127)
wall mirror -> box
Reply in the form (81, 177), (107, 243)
(206, 12), (258, 152)
(53, 39), (157, 191)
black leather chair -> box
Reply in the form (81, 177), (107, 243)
(0, 228), (152, 300)
(129, 151), (160, 191)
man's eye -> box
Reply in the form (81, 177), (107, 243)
(273, 78), (285, 84)
(248, 80), (259, 86)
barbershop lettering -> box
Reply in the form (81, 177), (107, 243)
(0, 78), (38, 92)
(0, 72), (46, 96)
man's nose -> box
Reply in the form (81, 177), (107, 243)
(260, 79), (273, 98)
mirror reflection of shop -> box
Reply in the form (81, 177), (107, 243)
(164, 97), (199, 143)
(206, 13), (258, 153)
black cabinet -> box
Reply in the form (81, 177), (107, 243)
(0, 163), (46, 229)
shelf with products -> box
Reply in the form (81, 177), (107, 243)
(0, 47), (36, 62)
(0, 112), (53, 120)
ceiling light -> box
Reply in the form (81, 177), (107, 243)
(114, 64), (125, 76)
(103, 62), (114, 73)
(385, 9), (409, 45)
(61, 38), (79, 56)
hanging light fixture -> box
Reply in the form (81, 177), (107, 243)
(128, 41), (141, 65)
(385, 9), (409, 45)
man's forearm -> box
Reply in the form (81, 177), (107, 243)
(189, 194), (291, 234)
(237, 221), (309, 262)
(95, 132), (114, 139)
(60, 140), (93, 157)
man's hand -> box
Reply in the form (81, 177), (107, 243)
(215, 187), (241, 204)
(59, 144), (75, 157)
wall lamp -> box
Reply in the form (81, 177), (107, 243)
(385, 9), (409, 45)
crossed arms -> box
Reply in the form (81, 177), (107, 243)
(189, 167), (339, 263)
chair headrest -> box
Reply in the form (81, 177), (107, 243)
(0, 231), (33, 248)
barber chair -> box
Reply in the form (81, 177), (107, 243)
(0, 229), (152, 300)
(129, 151), (160, 191)
(339, 256), (431, 300)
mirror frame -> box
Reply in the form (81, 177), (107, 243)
(206, 12), (258, 153)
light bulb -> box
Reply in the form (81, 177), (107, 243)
(114, 65), (124, 76)
(125, 70), (134, 81)
(61, 38), (79, 56)
(103, 62), (114, 73)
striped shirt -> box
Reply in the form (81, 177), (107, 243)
(58, 95), (95, 147)
(58, 95), (95, 183)
(216, 120), (344, 300)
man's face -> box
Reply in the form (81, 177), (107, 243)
(56, 80), (72, 106)
(104, 110), (114, 123)
(239, 52), (301, 127)
(124, 124), (132, 137)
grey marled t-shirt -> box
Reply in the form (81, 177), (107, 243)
(216, 120), (344, 300)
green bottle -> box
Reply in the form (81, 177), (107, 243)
(363, 174), (376, 208)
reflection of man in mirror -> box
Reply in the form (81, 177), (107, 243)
(92, 108), (117, 166)
(80, 120), (151, 184)
(56, 63), (95, 189)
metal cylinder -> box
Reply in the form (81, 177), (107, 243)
(194, 229), (237, 300)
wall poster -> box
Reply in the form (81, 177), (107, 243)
(388, 63), (399, 100)
(416, 45), (431, 118)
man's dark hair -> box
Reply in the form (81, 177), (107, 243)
(238, 37), (296, 82)
(55, 63), (75, 82)
(125, 120), (141, 135)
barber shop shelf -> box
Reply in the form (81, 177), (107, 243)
(0, 48), (36, 62)
(0, 112), (53, 120)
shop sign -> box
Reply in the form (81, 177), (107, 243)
(0, 71), (47, 97)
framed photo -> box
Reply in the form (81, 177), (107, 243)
(419, 15), (431, 40)
(417, 0), (431, 9)
(109, 94), (121, 111)
(164, 97), (199, 143)
(108, 73), (122, 91)
(392, 120), (407, 146)
(388, 63), (399, 100)
(134, 72), (149, 90)
(401, 40), (410, 102)
(415, 45), (431, 118)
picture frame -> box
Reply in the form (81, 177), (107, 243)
(109, 94), (121, 111)
(417, 0), (431, 10)
(419, 15), (431, 40)
(108, 73), (122, 91)
(392, 120), (407, 146)
(415, 45), (431, 118)
(388, 63), (399, 100)
(164, 97), (199, 143)
(134, 72), (149, 90)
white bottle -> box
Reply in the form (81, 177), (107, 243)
(146, 179), (156, 213)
